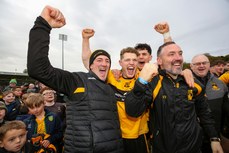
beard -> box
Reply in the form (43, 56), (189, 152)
(166, 66), (183, 76)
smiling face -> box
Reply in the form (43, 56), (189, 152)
(3, 92), (15, 104)
(90, 55), (111, 81)
(214, 63), (225, 75)
(137, 49), (152, 70)
(157, 43), (183, 78)
(190, 55), (210, 78)
(119, 52), (138, 78)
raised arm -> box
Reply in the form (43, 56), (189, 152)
(82, 28), (95, 70)
(27, 6), (78, 95)
(154, 21), (172, 43)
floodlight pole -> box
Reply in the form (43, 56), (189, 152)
(59, 34), (68, 70)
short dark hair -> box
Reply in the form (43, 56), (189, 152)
(157, 41), (176, 57)
(134, 43), (152, 55)
(211, 60), (225, 67)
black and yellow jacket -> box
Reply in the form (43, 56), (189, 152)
(107, 70), (149, 139)
(125, 70), (218, 153)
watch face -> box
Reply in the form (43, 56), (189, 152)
(210, 137), (221, 142)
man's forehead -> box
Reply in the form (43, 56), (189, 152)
(192, 55), (209, 62)
(122, 52), (138, 58)
(164, 43), (180, 50)
(137, 49), (150, 54)
(95, 55), (110, 60)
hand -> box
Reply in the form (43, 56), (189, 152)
(41, 140), (51, 148)
(82, 28), (95, 39)
(154, 21), (169, 34)
(111, 69), (122, 81)
(139, 63), (158, 82)
(181, 69), (194, 88)
(40, 5), (66, 28)
(211, 141), (224, 153)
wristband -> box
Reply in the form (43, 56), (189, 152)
(163, 32), (170, 40)
(210, 137), (221, 142)
(138, 77), (148, 85)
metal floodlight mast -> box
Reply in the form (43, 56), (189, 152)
(59, 34), (68, 70)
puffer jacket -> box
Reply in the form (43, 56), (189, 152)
(27, 16), (123, 153)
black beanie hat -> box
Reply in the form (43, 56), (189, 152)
(89, 49), (111, 67)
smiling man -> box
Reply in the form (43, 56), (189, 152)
(107, 47), (149, 153)
(190, 54), (228, 153)
(125, 42), (223, 153)
(27, 5), (123, 153)
(82, 28), (150, 152)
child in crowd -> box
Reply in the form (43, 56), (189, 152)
(40, 87), (66, 131)
(24, 93), (63, 153)
(2, 90), (20, 121)
(16, 93), (31, 121)
(40, 87), (66, 152)
(0, 120), (34, 153)
(0, 101), (7, 126)
(12, 86), (23, 104)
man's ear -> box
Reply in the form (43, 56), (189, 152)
(149, 55), (152, 61)
(157, 57), (162, 65)
(89, 64), (93, 70)
(119, 60), (122, 67)
(0, 140), (3, 147)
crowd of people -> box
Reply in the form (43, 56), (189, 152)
(0, 5), (229, 153)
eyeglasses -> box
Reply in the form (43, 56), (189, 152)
(42, 91), (55, 96)
(192, 61), (209, 66)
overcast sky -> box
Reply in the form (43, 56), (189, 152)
(0, 0), (229, 73)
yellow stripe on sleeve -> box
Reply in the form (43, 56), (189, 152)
(74, 87), (85, 93)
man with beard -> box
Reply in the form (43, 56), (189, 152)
(125, 42), (223, 153)
(190, 54), (228, 153)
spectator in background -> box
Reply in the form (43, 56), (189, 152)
(40, 87), (66, 131)
(2, 90), (20, 121)
(190, 54), (229, 153)
(16, 93), (31, 121)
(0, 101), (7, 126)
(21, 83), (29, 94)
(24, 93), (63, 153)
(27, 83), (36, 93)
(3, 79), (17, 92)
(224, 61), (229, 73)
(40, 87), (66, 152)
(12, 86), (23, 104)
(211, 60), (225, 78)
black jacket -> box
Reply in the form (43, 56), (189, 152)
(125, 70), (218, 153)
(27, 16), (123, 153)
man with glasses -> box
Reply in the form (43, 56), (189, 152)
(190, 54), (229, 153)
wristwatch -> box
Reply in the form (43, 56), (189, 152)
(210, 137), (221, 142)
